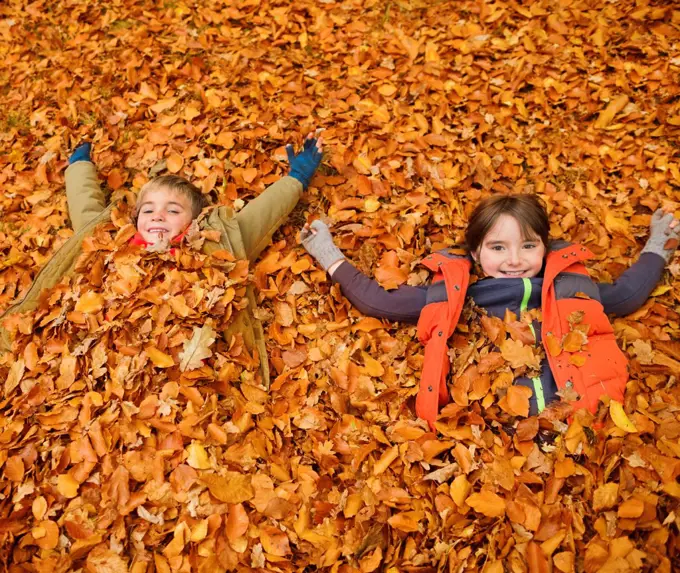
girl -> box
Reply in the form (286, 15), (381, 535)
(301, 195), (680, 428)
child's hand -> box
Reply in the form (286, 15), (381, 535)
(68, 142), (92, 165)
(287, 134), (323, 189)
(300, 219), (345, 273)
(642, 209), (680, 263)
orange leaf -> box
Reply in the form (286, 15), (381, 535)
(501, 385), (532, 417)
(352, 317), (385, 332)
(466, 490), (506, 518)
(33, 520), (60, 550)
(387, 511), (423, 532)
(166, 152), (184, 173)
(259, 526), (291, 556)
(562, 330), (586, 353)
(146, 347), (174, 368)
(500, 339), (540, 369)
(545, 333), (562, 357)
(107, 169), (125, 190)
(202, 472), (254, 503)
(225, 503), (249, 542)
(4, 455), (24, 482)
(242, 168), (258, 184)
(75, 291), (104, 314)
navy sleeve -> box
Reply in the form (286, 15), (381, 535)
(331, 261), (428, 324)
(598, 252), (666, 316)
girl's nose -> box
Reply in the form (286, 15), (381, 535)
(507, 249), (521, 265)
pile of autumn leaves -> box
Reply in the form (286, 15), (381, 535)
(0, 205), (679, 571)
(0, 203), (273, 571)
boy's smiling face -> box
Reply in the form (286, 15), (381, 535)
(136, 187), (193, 244)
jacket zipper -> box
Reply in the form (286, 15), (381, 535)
(521, 278), (545, 413)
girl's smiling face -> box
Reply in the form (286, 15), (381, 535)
(473, 214), (546, 279)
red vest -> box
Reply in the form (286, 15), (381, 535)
(416, 244), (628, 429)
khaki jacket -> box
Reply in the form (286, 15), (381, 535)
(0, 162), (304, 386)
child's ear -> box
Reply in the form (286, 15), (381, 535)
(470, 248), (479, 263)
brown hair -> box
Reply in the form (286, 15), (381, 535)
(465, 194), (550, 253)
(134, 175), (208, 221)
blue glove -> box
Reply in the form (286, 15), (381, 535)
(287, 137), (322, 189)
(69, 142), (92, 165)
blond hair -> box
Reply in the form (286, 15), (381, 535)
(134, 175), (208, 221)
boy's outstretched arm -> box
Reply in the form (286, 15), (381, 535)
(236, 135), (323, 262)
(600, 209), (680, 315)
(65, 143), (107, 233)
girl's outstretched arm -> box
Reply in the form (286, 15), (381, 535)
(599, 210), (679, 316)
(301, 220), (427, 323)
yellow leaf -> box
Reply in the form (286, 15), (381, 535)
(609, 400), (638, 433)
(604, 211), (629, 235)
(344, 493), (363, 518)
(450, 475), (471, 507)
(202, 472), (254, 503)
(57, 474), (80, 498)
(595, 95), (629, 129)
(372, 106), (390, 123)
(378, 84), (397, 97)
(186, 442), (212, 470)
(146, 347), (174, 368)
(373, 445), (399, 475)
(592, 482), (618, 511)
(424, 41), (439, 63)
(364, 197), (381, 213)
(591, 28), (606, 47)
(190, 519), (209, 542)
(32, 496), (47, 520)
(651, 284), (673, 296)
(291, 258), (311, 274)
(75, 291), (104, 314)
(361, 351), (385, 377)
(150, 97), (177, 114)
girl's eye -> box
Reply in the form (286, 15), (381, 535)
(491, 245), (504, 251)
(523, 243), (537, 249)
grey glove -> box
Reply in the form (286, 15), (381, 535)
(641, 209), (680, 263)
(300, 220), (345, 271)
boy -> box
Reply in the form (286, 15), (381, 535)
(0, 137), (323, 386)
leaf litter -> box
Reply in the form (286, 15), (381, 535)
(1, 0), (680, 571)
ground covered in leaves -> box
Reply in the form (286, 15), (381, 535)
(1, 0), (680, 571)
